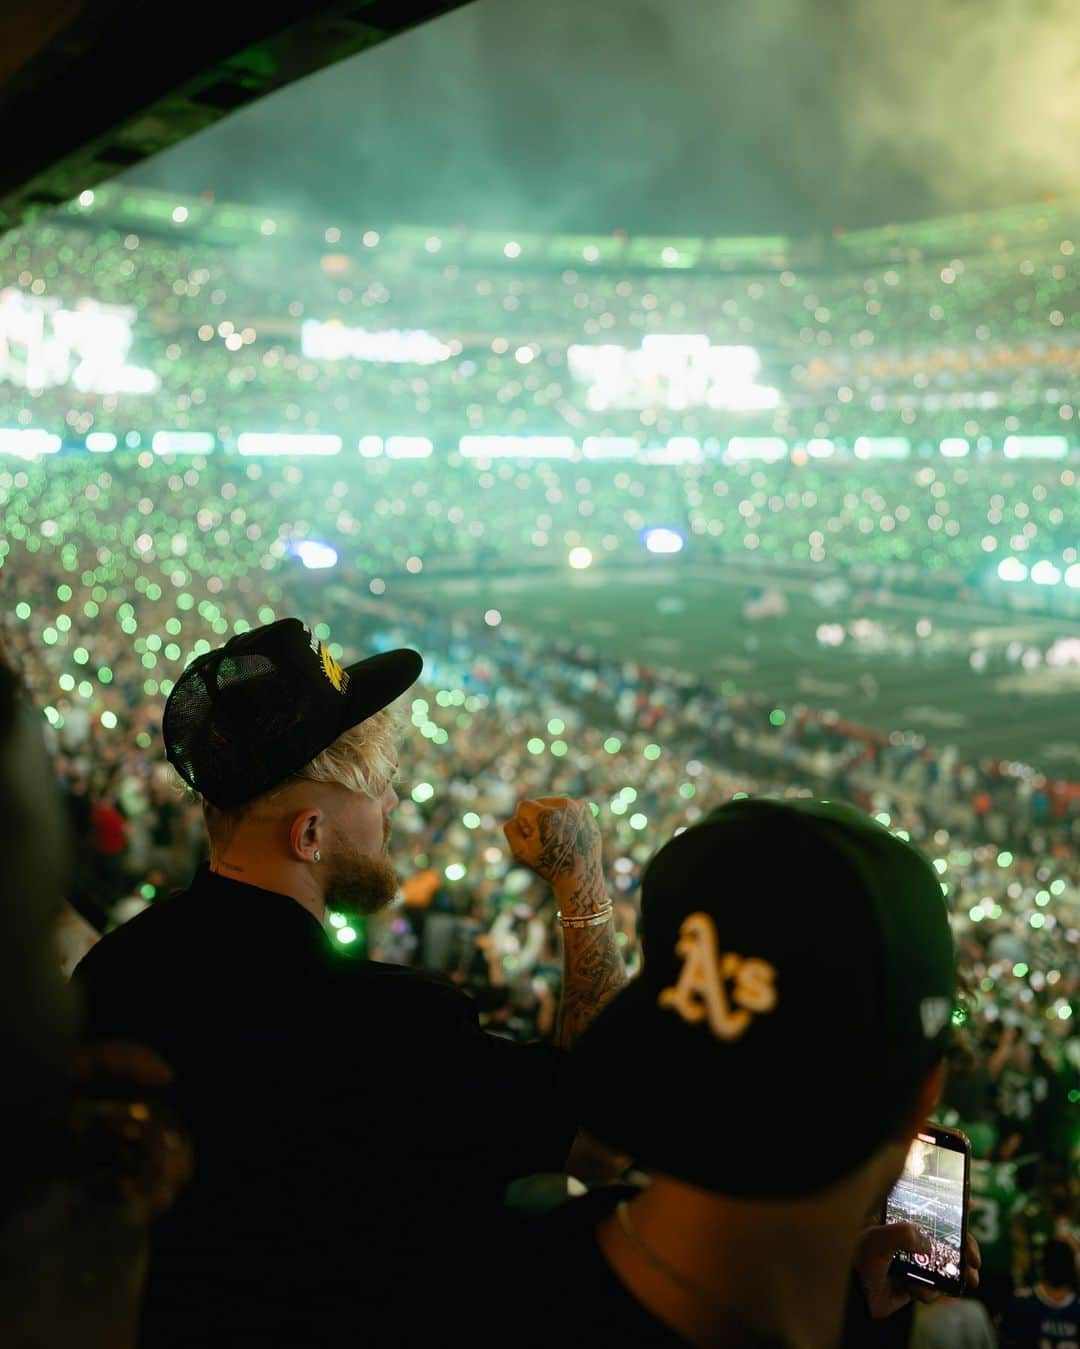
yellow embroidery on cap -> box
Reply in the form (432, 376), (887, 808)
(319, 642), (350, 694)
(658, 912), (777, 1042)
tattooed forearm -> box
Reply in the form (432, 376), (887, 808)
(556, 914), (627, 1050)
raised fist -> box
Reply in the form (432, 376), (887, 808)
(502, 796), (603, 903)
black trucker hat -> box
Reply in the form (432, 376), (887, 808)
(572, 797), (957, 1198)
(163, 618), (422, 808)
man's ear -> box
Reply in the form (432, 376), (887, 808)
(288, 808), (324, 863)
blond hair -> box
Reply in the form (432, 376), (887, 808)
(292, 705), (402, 800)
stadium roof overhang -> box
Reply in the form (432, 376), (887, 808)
(0, 1), (469, 235)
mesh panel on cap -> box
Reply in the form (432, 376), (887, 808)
(166, 651), (314, 806)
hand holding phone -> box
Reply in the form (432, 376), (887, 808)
(883, 1122), (971, 1297)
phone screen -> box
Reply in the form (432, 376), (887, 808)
(884, 1125), (970, 1294)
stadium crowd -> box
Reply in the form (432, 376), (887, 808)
(0, 450), (1076, 1341)
(4, 195), (1080, 451)
(2, 196), (1079, 1349)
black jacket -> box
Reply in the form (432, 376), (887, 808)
(74, 867), (576, 1348)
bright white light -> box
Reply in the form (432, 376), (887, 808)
(484, 609), (502, 626)
(639, 438), (702, 464)
(582, 436), (638, 460)
(1003, 435), (1068, 459)
(1031, 560), (1062, 585)
(172, 206), (188, 224)
(459, 435), (575, 459)
(260, 219), (276, 236)
(152, 431), (215, 455)
(816, 623), (845, 646)
(291, 540), (339, 570)
(503, 241), (521, 258)
(385, 436), (433, 459)
(0, 292), (158, 396)
(358, 436), (383, 457)
(643, 527), (686, 555)
(445, 863), (467, 881)
(1064, 564), (1080, 589)
(78, 190), (95, 208)
(661, 247), (679, 264)
(997, 557), (1029, 583)
(726, 437), (788, 462)
(940, 437), (970, 457)
(236, 433), (341, 457)
(514, 346), (535, 364)
(854, 437), (910, 459)
(362, 230), (380, 247)
(337, 926), (357, 945)
(0, 428), (61, 459)
(568, 546), (593, 570)
(806, 438), (836, 458)
(85, 432), (117, 452)
(568, 338), (778, 413)
(302, 320), (450, 365)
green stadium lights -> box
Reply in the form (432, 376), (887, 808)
(526, 737), (545, 755)
(806, 438), (835, 458)
(86, 432), (117, 452)
(236, 433), (340, 457)
(853, 437), (910, 460)
(603, 736), (622, 754)
(328, 913), (347, 929)
(1012, 963), (1028, 978)
(445, 863), (466, 881)
(939, 438), (969, 457)
(769, 709), (786, 727)
(337, 926), (357, 945)
(547, 718), (565, 735)
(411, 782), (435, 803)
(462, 812), (481, 829)
(1065, 564), (1080, 589)
(1050, 879), (1066, 895)
(152, 431), (215, 455)
(1002, 435), (1068, 459)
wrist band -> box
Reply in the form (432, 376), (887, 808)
(556, 904), (614, 929)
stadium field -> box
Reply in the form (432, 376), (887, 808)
(404, 563), (1080, 775)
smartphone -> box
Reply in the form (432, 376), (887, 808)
(884, 1122), (970, 1295)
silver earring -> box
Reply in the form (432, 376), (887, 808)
(314, 850), (321, 863)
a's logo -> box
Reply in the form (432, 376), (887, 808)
(658, 912), (777, 1042)
(920, 997), (951, 1039)
(318, 641), (350, 694)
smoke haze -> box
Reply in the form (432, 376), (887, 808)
(125, 0), (1080, 235)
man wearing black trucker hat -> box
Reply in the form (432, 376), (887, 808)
(502, 798), (982, 1349)
(73, 617), (626, 1349)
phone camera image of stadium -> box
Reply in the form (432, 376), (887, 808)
(887, 1139), (966, 1282)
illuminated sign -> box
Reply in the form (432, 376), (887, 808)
(302, 319), (450, 364)
(0, 289), (159, 394)
(568, 336), (779, 412)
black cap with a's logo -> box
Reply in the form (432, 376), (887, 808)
(572, 798), (957, 1198)
(163, 618), (422, 808)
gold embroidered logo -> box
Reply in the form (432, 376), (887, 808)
(319, 641), (350, 694)
(658, 913), (777, 1041)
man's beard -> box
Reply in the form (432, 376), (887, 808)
(324, 827), (398, 916)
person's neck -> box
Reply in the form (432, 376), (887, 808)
(596, 1176), (869, 1349)
(209, 854), (325, 924)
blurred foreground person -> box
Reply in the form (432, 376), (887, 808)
(0, 650), (189, 1348)
(1001, 1240), (1079, 1348)
(505, 799), (982, 1348)
(75, 618), (626, 1348)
